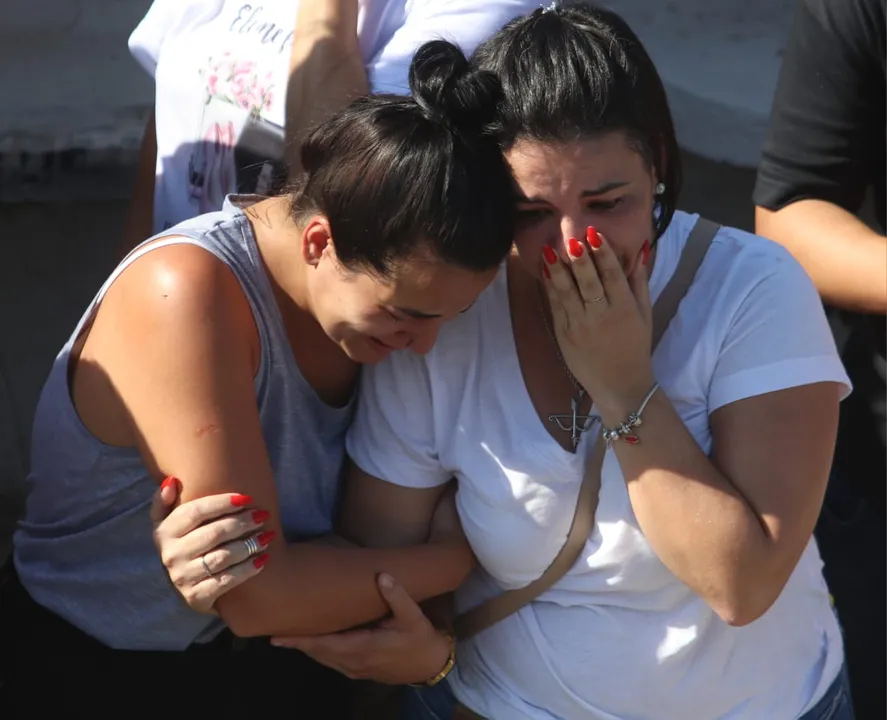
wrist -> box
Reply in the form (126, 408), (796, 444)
(594, 375), (657, 426)
(411, 631), (455, 687)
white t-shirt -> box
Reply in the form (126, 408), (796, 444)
(347, 212), (852, 720)
(129, 0), (537, 233)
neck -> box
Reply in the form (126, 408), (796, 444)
(247, 197), (314, 318)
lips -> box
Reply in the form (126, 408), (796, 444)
(369, 336), (396, 352)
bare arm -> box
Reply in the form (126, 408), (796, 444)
(755, 202), (887, 314)
(599, 382), (841, 627)
(547, 226), (845, 628)
(285, 0), (368, 179)
(119, 111), (157, 258)
(92, 244), (473, 638)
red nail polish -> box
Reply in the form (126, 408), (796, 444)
(230, 494), (253, 507)
(587, 226), (601, 249)
(253, 553), (270, 569)
(258, 530), (276, 547)
(542, 264), (551, 279)
(642, 239), (650, 266)
(542, 245), (558, 265)
(568, 237), (584, 258)
(252, 509), (271, 524)
(160, 476), (181, 493)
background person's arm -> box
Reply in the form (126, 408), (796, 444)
(753, 0), (886, 315)
(119, 112), (158, 258)
(90, 243), (472, 638)
(285, 0), (367, 179)
(755, 201), (886, 314)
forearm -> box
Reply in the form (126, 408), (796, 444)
(218, 539), (472, 637)
(286, 0), (367, 178)
(421, 593), (455, 634)
(598, 392), (784, 625)
(755, 201), (887, 314)
(119, 112), (157, 258)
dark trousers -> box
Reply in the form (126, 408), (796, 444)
(815, 470), (886, 720)
(0, 566), (355, 718)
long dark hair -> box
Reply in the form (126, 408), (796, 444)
(472, 2), (682, 239)
(291, 40), (516, 277)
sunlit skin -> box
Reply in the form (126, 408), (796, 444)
(248, 196), (499, 367)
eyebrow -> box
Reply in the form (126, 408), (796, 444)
(516, 180), (631, 203)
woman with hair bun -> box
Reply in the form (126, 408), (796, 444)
(6, 40), (512, 712)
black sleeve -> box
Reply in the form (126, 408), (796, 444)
(753, 0), (886, 214)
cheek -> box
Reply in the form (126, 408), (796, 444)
(513, 224), (552, 267)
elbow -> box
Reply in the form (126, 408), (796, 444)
(218, 601), (269, 638)
(709, 580), (786, 628)
(714, 602), (770, 628)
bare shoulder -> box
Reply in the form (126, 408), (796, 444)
(103, 240), (253, 329)
(73, 240), (260, 447)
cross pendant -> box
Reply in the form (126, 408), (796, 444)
(548, 391), (598, 449)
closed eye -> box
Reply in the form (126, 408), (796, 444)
(587, 197), (623, 211)
(516, 207), (550, 224)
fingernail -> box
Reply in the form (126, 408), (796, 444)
(253, 553), (269, 569)
(542, 245), (558, 265)
(542, 264), (551, 279)
(160, 476), (181, 493)
(642, 239), (650, 266)
(252, 509), (271, 524)
(587, 226), (601, 249)
(258, 530), (276, 547)
(230, 494), (253, 507)
(378, 573), (394, 589)
(568, 237), (584, 258)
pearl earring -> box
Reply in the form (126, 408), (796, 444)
(654, 182), (666, 195)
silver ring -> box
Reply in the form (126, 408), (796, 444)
(585, 295), (606, 304)
(200, 555), (214, 579)
(243, 535), (261, 558)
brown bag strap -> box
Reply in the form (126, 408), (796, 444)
(454, 217), (721, 642)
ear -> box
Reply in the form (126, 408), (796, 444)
(300, 215), (334, 267)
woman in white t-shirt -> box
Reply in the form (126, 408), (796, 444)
(123, 0), (538, 244)
(153, 5), (854, 718)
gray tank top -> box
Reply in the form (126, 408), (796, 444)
(14, 196), (354, 650)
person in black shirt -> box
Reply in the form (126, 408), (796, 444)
(754, 0), (886, 717)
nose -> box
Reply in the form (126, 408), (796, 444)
(558, 215), (585, 254)
(409, 323), (442, 356)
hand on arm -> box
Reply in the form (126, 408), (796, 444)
(270, 466), (465, 684)
(97, 244), (471, 638)
(285, 0), (367, 179)
(544, 228), (843, 625)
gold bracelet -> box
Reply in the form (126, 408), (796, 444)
(411, 632), (455, 687)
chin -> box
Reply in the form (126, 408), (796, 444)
(341, 336), (391, 365)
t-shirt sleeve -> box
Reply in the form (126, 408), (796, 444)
(708, 243), (852, 412)
(366, 0), (537, 94)
(753, 0), (882, 213)
(346, 351), (450, 489)
(128, 0), (182, 78)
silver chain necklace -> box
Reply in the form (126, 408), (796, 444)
(535, 288), (598, 449)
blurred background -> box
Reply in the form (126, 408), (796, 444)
(0, 0), (795, 562)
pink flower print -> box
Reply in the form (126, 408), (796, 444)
(207, 73), (219, 96)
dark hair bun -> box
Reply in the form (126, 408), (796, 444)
(408, 40), (502, 137)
